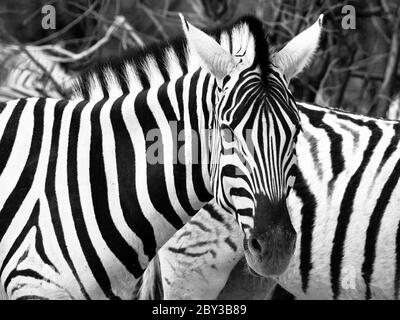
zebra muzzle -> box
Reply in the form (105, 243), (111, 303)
(244, 226), (296, 277)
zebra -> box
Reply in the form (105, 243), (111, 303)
(0, 15), (304, 299)
(138, 101), (400, 300)
(71, 14), (323, 300)
(0, 46), (73, 101)
(133, 21), (400, 300)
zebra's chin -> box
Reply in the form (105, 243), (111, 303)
(243, 248), (294, 277)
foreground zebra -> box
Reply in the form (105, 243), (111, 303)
(0, 15), (304, 299)
(138, 104), (400, 300)
(134, 21), (400, 300)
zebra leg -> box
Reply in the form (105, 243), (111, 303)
(2, 244), (76, 300)
(133, 255), (164, 300)
(1, 199), (88, 300)
(134, 203), (244, 300)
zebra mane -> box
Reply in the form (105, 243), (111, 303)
(71, 15), (271, 100)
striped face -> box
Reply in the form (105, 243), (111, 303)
(211, 13), (324, 278)
(212, 64), (300, 275)
(179, 14), (325, 278)
(210, 61), (300, 277)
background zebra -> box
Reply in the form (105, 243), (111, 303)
(0, 15), (305, 299)
(134, 18), (400, 300)
(0, 46), (73, 101)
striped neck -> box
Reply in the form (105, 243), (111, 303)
(125, 67), (219, 229)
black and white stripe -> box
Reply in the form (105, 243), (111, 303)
(124, 16), (400, 299)
(138, 101), (400, 300)
(0, 16), (301, 299)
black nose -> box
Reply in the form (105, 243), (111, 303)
(248, 226), (296, 258)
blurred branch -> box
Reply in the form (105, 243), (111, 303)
(138, 2), (169, 41)
(68, 2), (145, 47)
(190, 0), (238, 24)
(32, 1), (99, 45)
(24, 16), (131, 63)
(369, 5), (400, 116)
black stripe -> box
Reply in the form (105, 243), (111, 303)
(35, 222), (59, 274)
(153, 49), (170, 83)
(202, 74), (212, 128)
(236, 208), (253, 217)
(5, 268), (67, 297)
(171, 77), (197, 216)
(230, 187), (253, 200)
(16, 295), (50, 300)
(111, 95), (157, 261)
(2, 202), (72, 300)
(302, 130), (323, 179)
(67, 98), (119, 299)
(186, 220), (211, 233)
(0, 98), (44, 243)
(0, 98), (27, 175)
(188, 70), (213, 204)
(167, 246), (213, 258)
(225, 237), (238, 251)
(305, 107), (344, 194)
(377, 123), (400, 173)
(293, 170), (317, 293)
(171, 39), (188, 75)
(98, 70), (110, 98)
(0, 102), (6, 113)
(183, 18), (189, 30)
(135, 90), (185, 229)
(136, 61), (150, 89)
(330, 121), (382, 299)
(90, 98), (144, 278)
(113, 67), (130, 95)
(0, 201), (40, 276)
(204, 203), (227, 226)
(361, 156), (400, 299)
(45, 100), (90, 299)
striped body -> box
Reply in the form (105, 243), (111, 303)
(135, 201), (244, 300)
(139, 101), (400, 300)
(0, 64), (217, 299)
(281, 102), (400, 299)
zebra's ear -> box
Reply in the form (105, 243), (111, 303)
(179, 14), (236, 81)
(272, 14), (324, 81)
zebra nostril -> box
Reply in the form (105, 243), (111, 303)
(250, 237), (262, 253)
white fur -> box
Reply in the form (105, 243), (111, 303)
(179, 14), (236, 81)
(272, 15), (323, 81)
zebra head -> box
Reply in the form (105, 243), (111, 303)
(181, 15), (323, 277)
